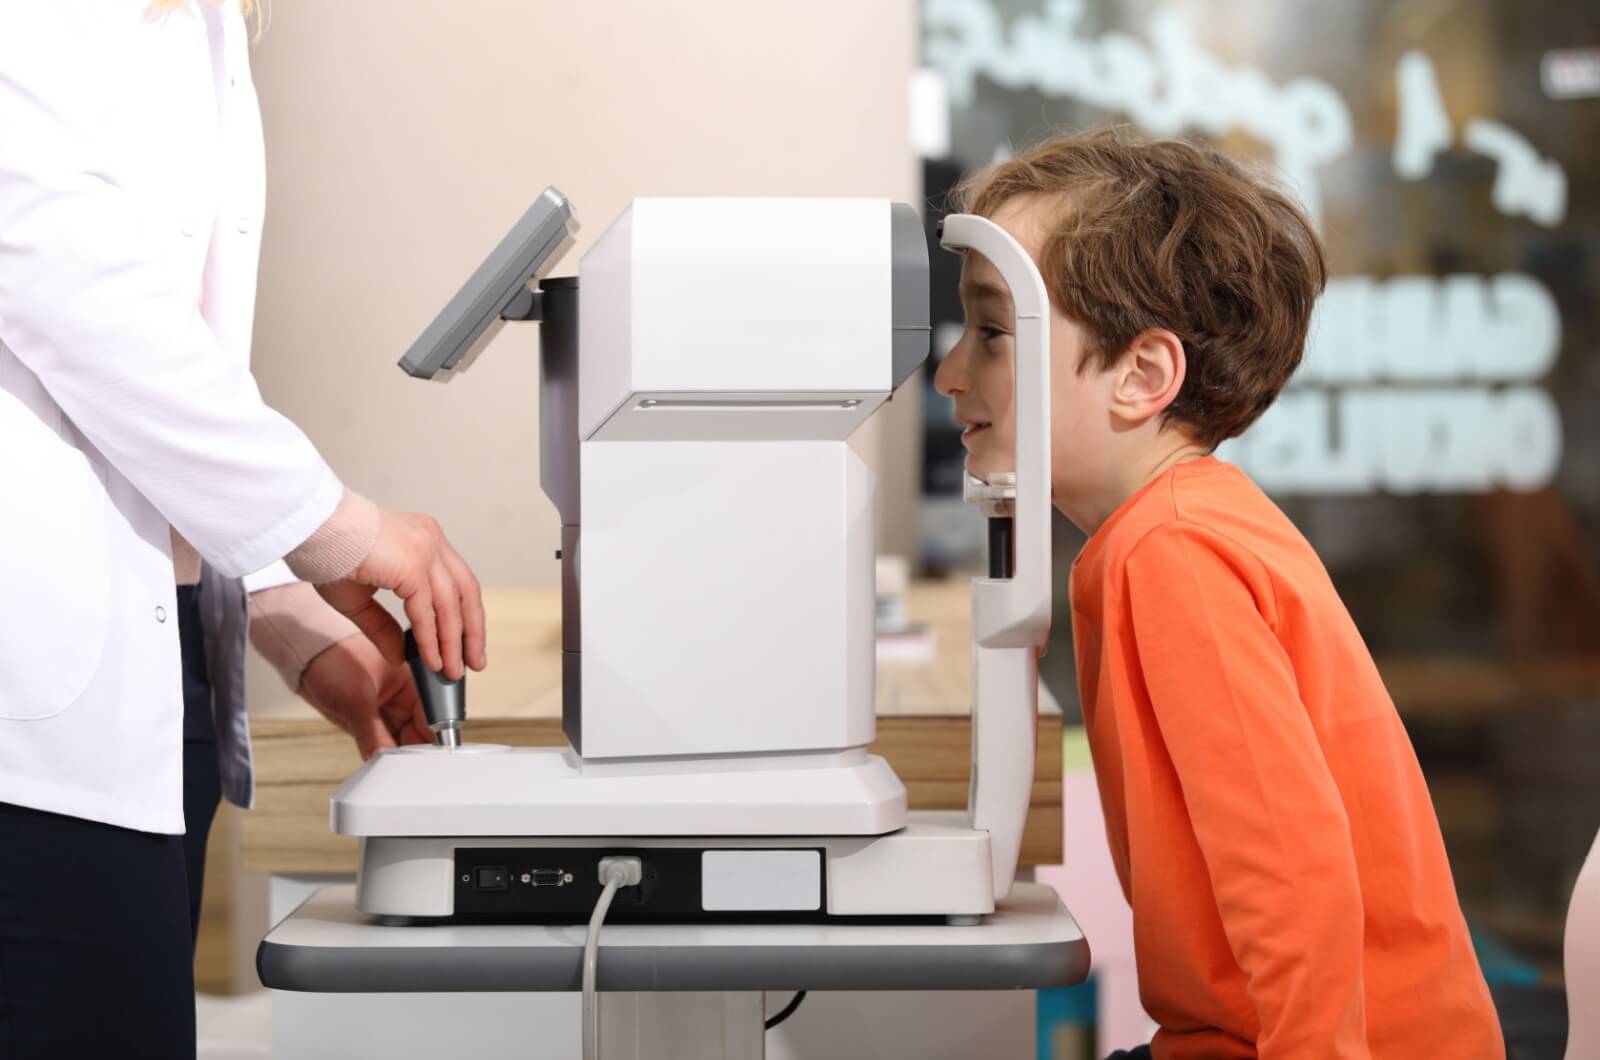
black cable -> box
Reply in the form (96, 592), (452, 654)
(764, 990), (807, 1030)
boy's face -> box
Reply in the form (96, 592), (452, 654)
(934, 196), (1113, 494)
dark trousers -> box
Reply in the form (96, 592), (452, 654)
(0, 584), (221, 1059)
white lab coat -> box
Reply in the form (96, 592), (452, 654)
(0, 1), (342, 833)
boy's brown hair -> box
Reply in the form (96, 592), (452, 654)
(956, 127), (1327, 449)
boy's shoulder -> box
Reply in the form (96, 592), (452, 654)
(1078, 457), (1308, 592)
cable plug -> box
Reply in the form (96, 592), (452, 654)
(598, 856), (643, 888)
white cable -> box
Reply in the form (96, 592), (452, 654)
(583, 857), (642, 1060)
(582, 876), (621, 1060)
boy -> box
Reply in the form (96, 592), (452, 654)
(934, 129), (1504, 1059)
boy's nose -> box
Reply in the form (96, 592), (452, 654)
(933, 341), (967, 397)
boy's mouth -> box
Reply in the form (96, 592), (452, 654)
(960, 420), (991, 443)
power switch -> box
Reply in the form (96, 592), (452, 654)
(475, 866), (509, 891)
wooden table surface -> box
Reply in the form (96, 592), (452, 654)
(242, 581), (1064, 875)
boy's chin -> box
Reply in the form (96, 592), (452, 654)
(963, 454), (1017, 483)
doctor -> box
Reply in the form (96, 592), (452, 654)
(0, 1), (485, 1056)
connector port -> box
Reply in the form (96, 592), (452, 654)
(522, 868), (571, 888)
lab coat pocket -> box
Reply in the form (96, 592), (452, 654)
(0, 380), (112, 720)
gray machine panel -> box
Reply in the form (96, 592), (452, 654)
(260, 938), (1086, 993)
(257, 884), (1090, 993)
(890, 202), (932, 390)
(399, 187), (577, 379)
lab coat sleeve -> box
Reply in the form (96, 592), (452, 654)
(1123, 523), (1371, 1060)
(0, 13), (343, 578)
(243, 559), (299, 595)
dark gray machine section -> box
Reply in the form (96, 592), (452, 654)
(890, 203), (932, 390)
(398, 187), (575, 379)
(260, 939), (1085, 993)
(538, 277), (581, 525)
(403, 629), (465, 729)
(257, 887), (1090, 994)
(536, 277), (585, 752)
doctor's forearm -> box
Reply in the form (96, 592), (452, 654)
(249, 581), (362, 692)
(248, 490), (382, 691)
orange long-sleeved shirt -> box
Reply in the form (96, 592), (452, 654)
(1070, 457), (1503, 1059)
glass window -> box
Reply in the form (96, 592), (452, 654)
(920, 0), (1599, 1013)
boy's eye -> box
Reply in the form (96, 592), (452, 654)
(977, 324), (1009, 343)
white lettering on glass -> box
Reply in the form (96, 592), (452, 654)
(925, 0), (1570, 228)
(923, 0), (1350, 223)
(1463, 120), (1568, 227)
(1394, 50), (1452, 181)
(1219, 273), (1564, 493)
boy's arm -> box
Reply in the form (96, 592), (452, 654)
(1124, 523), (1370, 1059)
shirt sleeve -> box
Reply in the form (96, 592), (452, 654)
(0, 7), (342, 577)
(1123, 522), (1370, 1059)
(248, 580), (361, 691)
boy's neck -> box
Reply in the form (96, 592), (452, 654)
(1057, 436), (1212, 537)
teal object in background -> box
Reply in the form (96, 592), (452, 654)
(1037, 977), (1098, 1060)
(1470, 924), (1541, 988)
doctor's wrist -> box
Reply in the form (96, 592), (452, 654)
(285, 488), (382, 583)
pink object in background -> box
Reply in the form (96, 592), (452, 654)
(1565, 829), (1600, 1060)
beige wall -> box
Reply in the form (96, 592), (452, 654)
(246, 0), (923, 703)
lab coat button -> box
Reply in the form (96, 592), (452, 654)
(179, 219), (197, 237)
(155, 605), (167, 624)
(236, 216), (252, 234)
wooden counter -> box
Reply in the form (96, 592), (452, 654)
(241, 582), (1063, 875)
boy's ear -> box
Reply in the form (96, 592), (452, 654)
(1109, 329), (1186, 424)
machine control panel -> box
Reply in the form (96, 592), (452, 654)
(453, 846), (829, 922)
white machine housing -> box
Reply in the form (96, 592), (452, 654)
(569, 198), (925, 761)
(333, 191), (1051, 921)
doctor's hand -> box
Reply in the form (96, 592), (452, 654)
(298, 634), (432, 759)
(315, 509), (487, 681)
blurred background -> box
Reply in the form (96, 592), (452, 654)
(202, 2), (1595, 1057)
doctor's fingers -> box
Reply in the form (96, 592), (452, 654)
(387, 681), (430, 746)
(355, 713), (399, 761)
(399, 582), (443, 675)
(374, 655), (429, 746)
(428, 561), (465, 681)
(404, 543), (483, 681)
(400, 689), (432, 746)
(439, 539), (486, 671)
(317, 580), (407, 667)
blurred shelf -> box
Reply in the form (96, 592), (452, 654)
(1375, 656), (1600, 719)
